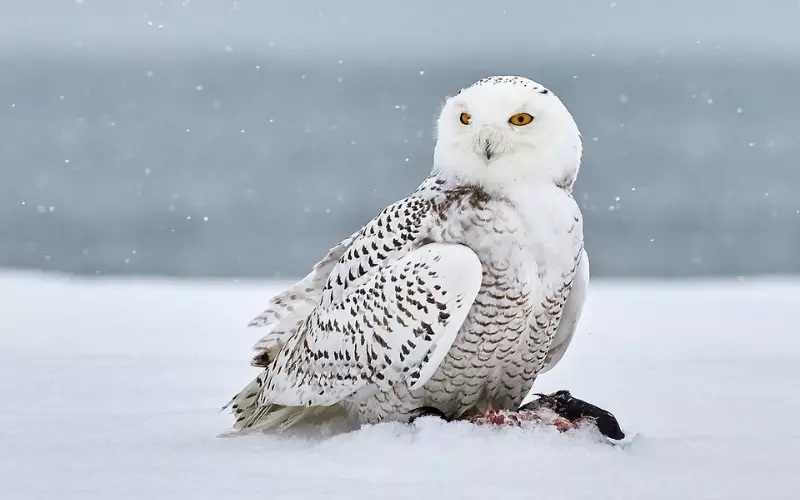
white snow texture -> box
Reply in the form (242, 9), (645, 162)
(1, 272), (798, 500)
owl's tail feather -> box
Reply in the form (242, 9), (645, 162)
(219, 375), (346, 436)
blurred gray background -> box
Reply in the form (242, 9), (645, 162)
(2, 0), (799, 280)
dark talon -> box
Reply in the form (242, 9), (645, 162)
(407, 406), (451, 423)
(522, 390), (625, 440)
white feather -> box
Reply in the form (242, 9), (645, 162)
(540, 248), (589, 374)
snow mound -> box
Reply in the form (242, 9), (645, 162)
(1, 271), (799, 499)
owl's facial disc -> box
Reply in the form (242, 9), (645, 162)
(433, 76), (583, 189)
(470, 112), (534, 162)
(447, 90), (543, 164)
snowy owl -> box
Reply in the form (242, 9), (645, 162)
(224, 75), (623, 439)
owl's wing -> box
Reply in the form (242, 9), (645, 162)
(260, 242), (482, 407)
(539, 248), (589, 374)
(240, 194), (482, 408)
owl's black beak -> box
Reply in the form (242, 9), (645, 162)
(483, 139), (494, 160)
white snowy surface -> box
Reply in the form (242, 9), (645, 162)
(1, 271), (799, 500)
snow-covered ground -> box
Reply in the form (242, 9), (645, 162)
(1, 271), (799, 499)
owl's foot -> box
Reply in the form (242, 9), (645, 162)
(469, 391), (624, 440)
(407, 406), (452, 423)
(520, 390), (625, 440)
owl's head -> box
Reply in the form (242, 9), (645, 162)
(432, 76), (582, 192)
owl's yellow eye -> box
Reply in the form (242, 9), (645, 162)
(459, 112), (471, 125)
(509, 113), (534, 126)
